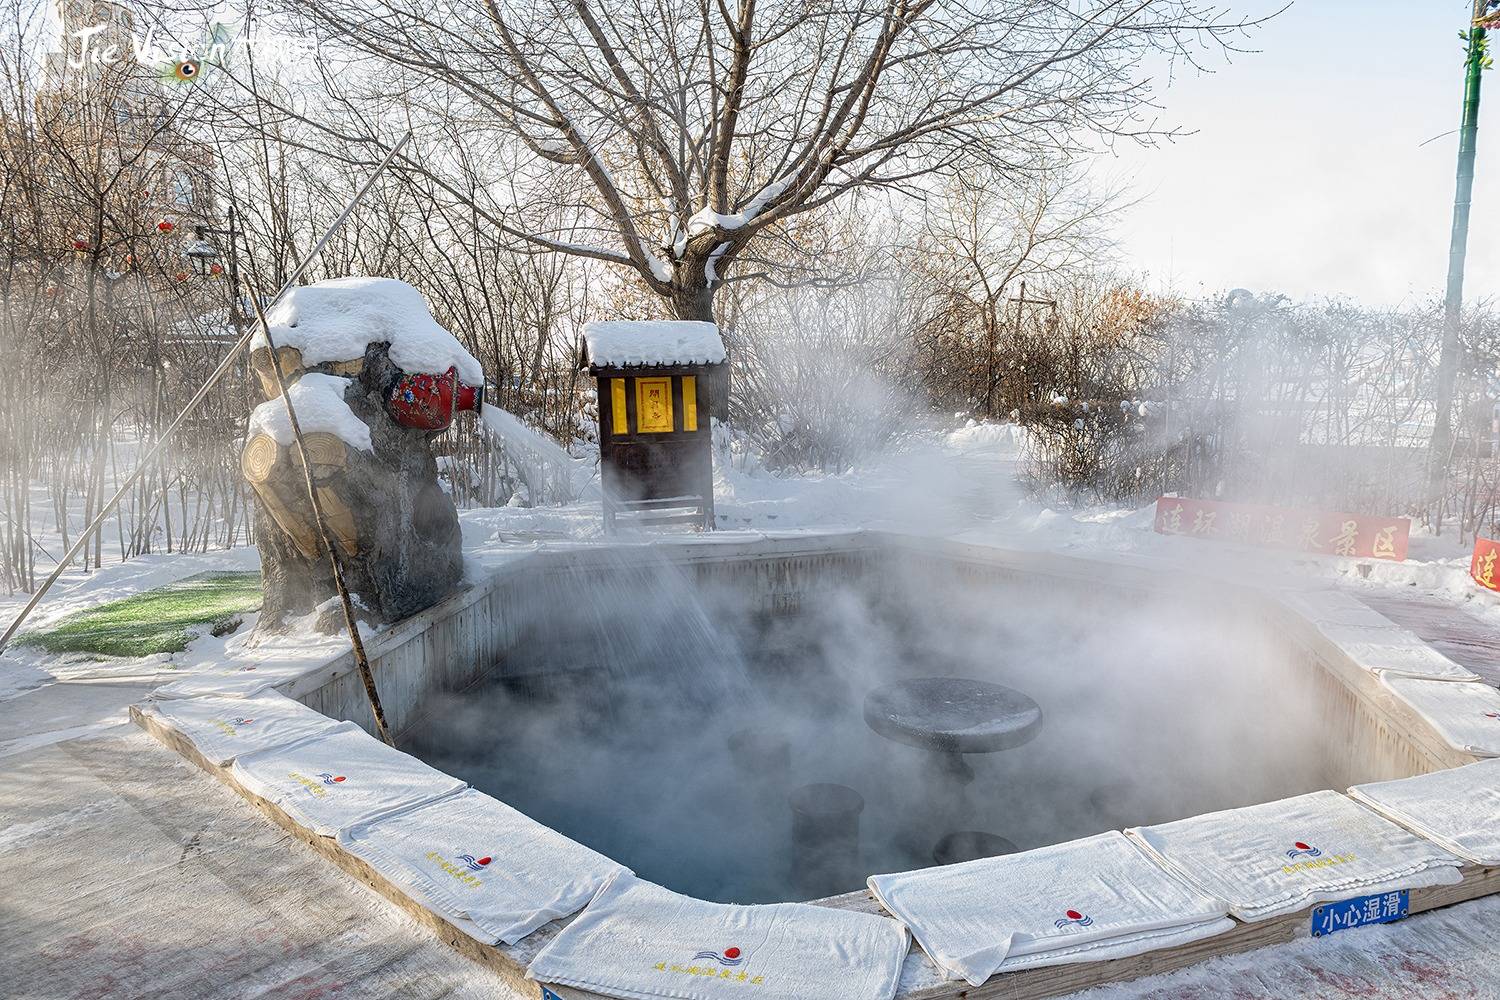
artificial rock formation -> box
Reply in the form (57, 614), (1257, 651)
(241, 278), (483, 633)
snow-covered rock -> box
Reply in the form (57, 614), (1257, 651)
(247, 373), (372, 452)
(253, 277), (482, 383)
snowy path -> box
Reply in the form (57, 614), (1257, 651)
(1359, 591), (1500, 687)
(1, 729), (521, 1000)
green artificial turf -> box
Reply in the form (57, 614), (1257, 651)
(18, 570), (262, 657)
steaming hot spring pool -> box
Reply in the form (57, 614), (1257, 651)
(401, 541), (1362, 905)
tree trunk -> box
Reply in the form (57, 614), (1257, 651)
(669, 275), (715, 323)
(668, 276), (728, 421)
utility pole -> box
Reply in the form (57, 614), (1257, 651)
(1429, 0), (1494, 531)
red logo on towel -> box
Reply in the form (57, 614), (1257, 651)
(1053, 910), (1094, 929)
(1485, 712), (1499, 719)
(318, 772), (346, 785)
(232, 717), (254, 726)
(1286, 842), (1322, 859)
(692, 947), (747, 966)
(458, 853), (492, 872)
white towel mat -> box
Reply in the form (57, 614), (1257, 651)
(1316, 624), (1477, 681)
(138, 691), (341, 766)
(231, 724), (466, 836)
(867, 831), (1232, 986)
(1128, 790), (1462, 921)
(154, 661), (314, 698)
(526, 872), (909, 1000)
(1349, 758), (1500, 866)
(1379, 675), (1500, 757)
(1279, 591), (1394, 628)
(338, 788), (628, 944)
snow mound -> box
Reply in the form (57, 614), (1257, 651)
(583, 320), (726, 368)
(946, 420), (1020, 455)
(253, 277), (483, 383)
(248, 373), (373, 452)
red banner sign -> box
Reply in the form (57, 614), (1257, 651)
(1154, 497), (1409, 562)
(1472, 537), (1500, 591)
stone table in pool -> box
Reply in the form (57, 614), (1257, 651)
(863, 677), (1043, 784)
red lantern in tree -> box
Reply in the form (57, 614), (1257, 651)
(157, 219), (175, 234)
(72, 238), (89, 251)
(175, 271), (189, 282)
(209, 263), (224, 276)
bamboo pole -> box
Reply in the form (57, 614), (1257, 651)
(243, 287), (393, 745)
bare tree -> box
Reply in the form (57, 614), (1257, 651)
(911, 165), (1126, 415)
(265, 0), (1268, 321)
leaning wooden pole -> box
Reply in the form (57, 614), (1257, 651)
(0, 133), (411, 656)
(244, 288), (393, 745)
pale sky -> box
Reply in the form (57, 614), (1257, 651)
(1112, 0), (1500, 307)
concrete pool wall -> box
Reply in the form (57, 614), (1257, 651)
(133, 530), (1500, 1000)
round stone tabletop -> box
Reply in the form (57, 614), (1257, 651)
(863, 677), (1043, 754)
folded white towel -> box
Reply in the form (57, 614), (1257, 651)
(338, 788), (628, 944)
(231, 724), (466, 836)
(1315, 624), (1477, 681)
(867, 831), (1232, 986)
(1128, 790), (1463, 921)
(1378, 675), (1500, 757)
(1349, 758), (1500, 865)
(139, 691), (340, 766)
(526, 873), (909, 1000)
(154, 661), (315, 698)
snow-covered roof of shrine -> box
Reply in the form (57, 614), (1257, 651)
(252, 277), (483, 384)
(582, 320), (726, 369)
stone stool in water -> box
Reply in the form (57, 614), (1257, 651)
(789, 782), (864, 899)
(932, 830), (1019, 866)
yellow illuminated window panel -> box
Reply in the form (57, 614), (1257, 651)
(610, 379), (628, 436)
(682, 376), (697, 431)
(635, 377), (674, 433)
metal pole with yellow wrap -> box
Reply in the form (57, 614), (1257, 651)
(1429, 2), (1495, 529)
